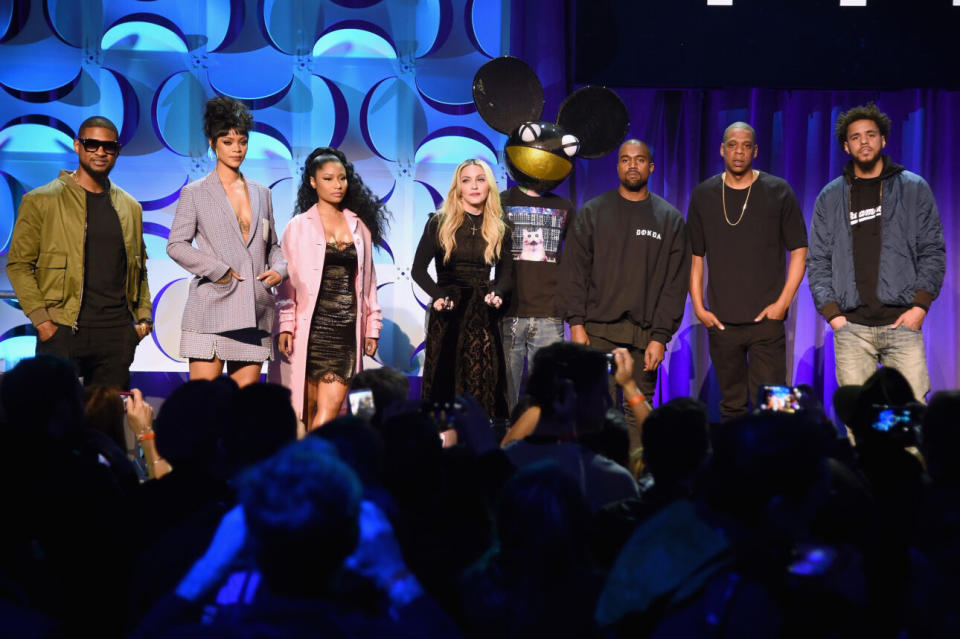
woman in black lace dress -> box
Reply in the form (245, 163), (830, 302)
(270, 148), (388, 429)
(412, 158), (513, 419)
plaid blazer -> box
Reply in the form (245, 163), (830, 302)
(167, 171), (287, 334)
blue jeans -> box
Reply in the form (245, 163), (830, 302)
(833, 321), (930, 402)
(502, 316), (564, 410)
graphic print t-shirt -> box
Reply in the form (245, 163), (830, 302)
(501, 186), (574, 317)
(844, 158), (908, 326)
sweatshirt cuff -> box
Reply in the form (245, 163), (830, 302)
(820, 301), (842, 322)
(649, 329), (672, 344)
(912, 290), (934, 312)
(567, 316), (584, 327)
(27, 307), (53, 327)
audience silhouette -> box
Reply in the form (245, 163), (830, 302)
(0, 350), (955, 638)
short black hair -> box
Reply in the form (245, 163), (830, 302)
(922, 391), (960, 483)
(78, 116), (119, 140)
(641, 397), (710, 484)
(203, 96), (253, 141)
(1, 354), (83, 442)
(619, 138), (653, 162)
(835, 102), (891, 147)
(723, 121), (756, 145)
(526, 342), (607, 417)
(155, 378), (236, 467)
(223, 383), (298, 474)
(349, 367), (409, 427)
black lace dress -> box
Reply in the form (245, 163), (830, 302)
(411, 213), (513, 419)
(306, 241), (358, 383)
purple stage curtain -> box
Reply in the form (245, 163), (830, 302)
(509, 7), (959, 420)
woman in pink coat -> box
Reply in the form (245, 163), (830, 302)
(269, 148), (387, 428)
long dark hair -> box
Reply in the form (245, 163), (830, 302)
(295, 147), (390, 245)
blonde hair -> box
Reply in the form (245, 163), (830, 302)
(435, 159), (506, 265)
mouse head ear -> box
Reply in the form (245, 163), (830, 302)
(556, 86), (629, 158)
(473, 56), (544, 135)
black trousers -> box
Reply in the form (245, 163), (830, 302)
(35, 323), (140, 389)
(707, 319), (786, 420)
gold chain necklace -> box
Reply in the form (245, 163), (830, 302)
(721, 170), (756, 227)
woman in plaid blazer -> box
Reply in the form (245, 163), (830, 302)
(167, 97), (286, 387)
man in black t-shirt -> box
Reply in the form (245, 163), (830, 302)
(8, 116), (153, 388)
(687, 122), (807, 419)
(500, 186), (574, 411)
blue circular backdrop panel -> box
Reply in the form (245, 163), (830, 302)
(0, 0), (507, 373)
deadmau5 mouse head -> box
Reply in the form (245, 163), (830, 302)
(473, 56), (629, 193)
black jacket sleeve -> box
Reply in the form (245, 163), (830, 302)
(650, 209), (691, 344)
(411, 216), (446, 300)
(556, 203), (594, 326)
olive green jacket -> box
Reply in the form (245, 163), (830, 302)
(7, 170), (152, 328)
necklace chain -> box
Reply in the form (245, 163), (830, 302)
(466, 213), (481, 236)
(721, 171), (756, 227)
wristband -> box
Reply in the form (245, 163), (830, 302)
(137, 431), (156, 442)
(626, 393), (646, 407)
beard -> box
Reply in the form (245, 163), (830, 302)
(79, 155), (114, 181)
(620, 175), (648, 192)
(852, 151), (882, 175)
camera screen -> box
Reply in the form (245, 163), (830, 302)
(759, 385), (802, 413)
(348, 390), (375, 419)
(871, 406), (914, 433)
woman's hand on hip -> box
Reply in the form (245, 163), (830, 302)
(216, 268), (244, 284)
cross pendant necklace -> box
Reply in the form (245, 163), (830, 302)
(466, 212), (481, 236)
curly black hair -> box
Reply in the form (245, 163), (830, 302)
(834, 103), (891, 147)
(204, 96), (254, 141)
(294, 147), (390, 245)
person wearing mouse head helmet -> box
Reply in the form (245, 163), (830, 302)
(473, 56), (630, 412)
